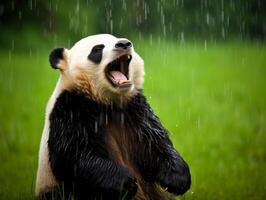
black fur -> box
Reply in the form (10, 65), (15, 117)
(124, 93), (191, 195)
(88, 44), (105, 64)
(47, 90), (191, 200)
(115, 40), (132, 49)
(49, 48), (65, 69)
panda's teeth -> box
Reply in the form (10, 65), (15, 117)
(126, 55), (131, 64)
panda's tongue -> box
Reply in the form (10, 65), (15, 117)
(109, 71), (128, 84)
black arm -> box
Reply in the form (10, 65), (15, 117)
(125, 92), (191, 195)
(48, 91), (137, 199)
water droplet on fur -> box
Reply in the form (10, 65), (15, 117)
(120, 113), (125, 125)
(8, 51), (12, 63)
(94, 121), (98, 133)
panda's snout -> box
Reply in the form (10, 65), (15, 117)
(115, 40), (132, 50)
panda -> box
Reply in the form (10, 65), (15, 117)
(35, 34), (191, 200)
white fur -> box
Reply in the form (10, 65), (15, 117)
(35, 78), (63, 196)
(35, 34), (145, 196)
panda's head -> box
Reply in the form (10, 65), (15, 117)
(49, 34), (144, 104)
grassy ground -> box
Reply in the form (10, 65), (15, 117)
(0, 41), (265, 199)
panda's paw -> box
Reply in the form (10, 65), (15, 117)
(120, 176), (138, 200)
(159, 171), (191, 195)
(158, 162), (191, 195)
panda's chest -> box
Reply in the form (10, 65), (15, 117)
(105, 121), (136, 166)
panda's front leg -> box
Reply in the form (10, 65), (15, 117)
(72, 154), (138, 199)
(136, 136), (191, 196)
(49, 145), (138, 200)
(127, 93), (191, 195)
(154, 142), (191, 195)
(48, 119), (137, 198)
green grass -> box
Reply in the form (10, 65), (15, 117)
(0, 41), (265, 199)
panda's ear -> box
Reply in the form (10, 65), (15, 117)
(49, 48), (69, 70)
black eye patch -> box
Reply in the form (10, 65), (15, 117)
(88, 44), (105, 64)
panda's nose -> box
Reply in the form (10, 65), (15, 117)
(115, 40), (132, 50)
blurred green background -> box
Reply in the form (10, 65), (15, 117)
(0, 0), (266, 199)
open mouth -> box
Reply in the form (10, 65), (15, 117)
(105, 54), (132, 89)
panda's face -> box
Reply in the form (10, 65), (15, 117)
(50, 34), (144, 104)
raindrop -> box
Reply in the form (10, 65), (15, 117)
(28, 0), (33, 10)
(138, 32), (142, 40)
(120, 113), (125, 125)
(222, 27), (225, 39)
(160, 6), (166, 36)
(137, 0), (140, 7)
(122, 0), (127, 11)
(11, 0), (15, 11)
(204, 40), (207, 51)
(55, 2), (58, 12)
(149, 34), (153, 46)
(206, 12), (210, 25)
(8, 50), (12, 63)
(227, 16), (230, 26)
(144, 3), (147, 20)
(196, 116), (201, 129)
(204, 0), (208, 8)
(75, 0), (80, 13)
(180, 32), (185, 43)
(94, 121), (98, 133)
(221, 0), (224, 10)
(108, 10), (113, 34)
(157, 1), (160, 12)
(8, 62), (13, 92)
(18, 11), (22, 20)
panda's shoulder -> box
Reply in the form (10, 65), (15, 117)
(56, 90), (85, 105)
(52, 90), (99, 113)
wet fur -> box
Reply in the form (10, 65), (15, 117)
(37, 34), (190, 200)
(44, 89), (190, 200)
(106, 124), (164, 200)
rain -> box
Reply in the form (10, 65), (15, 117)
(0, 0), (266, 199)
